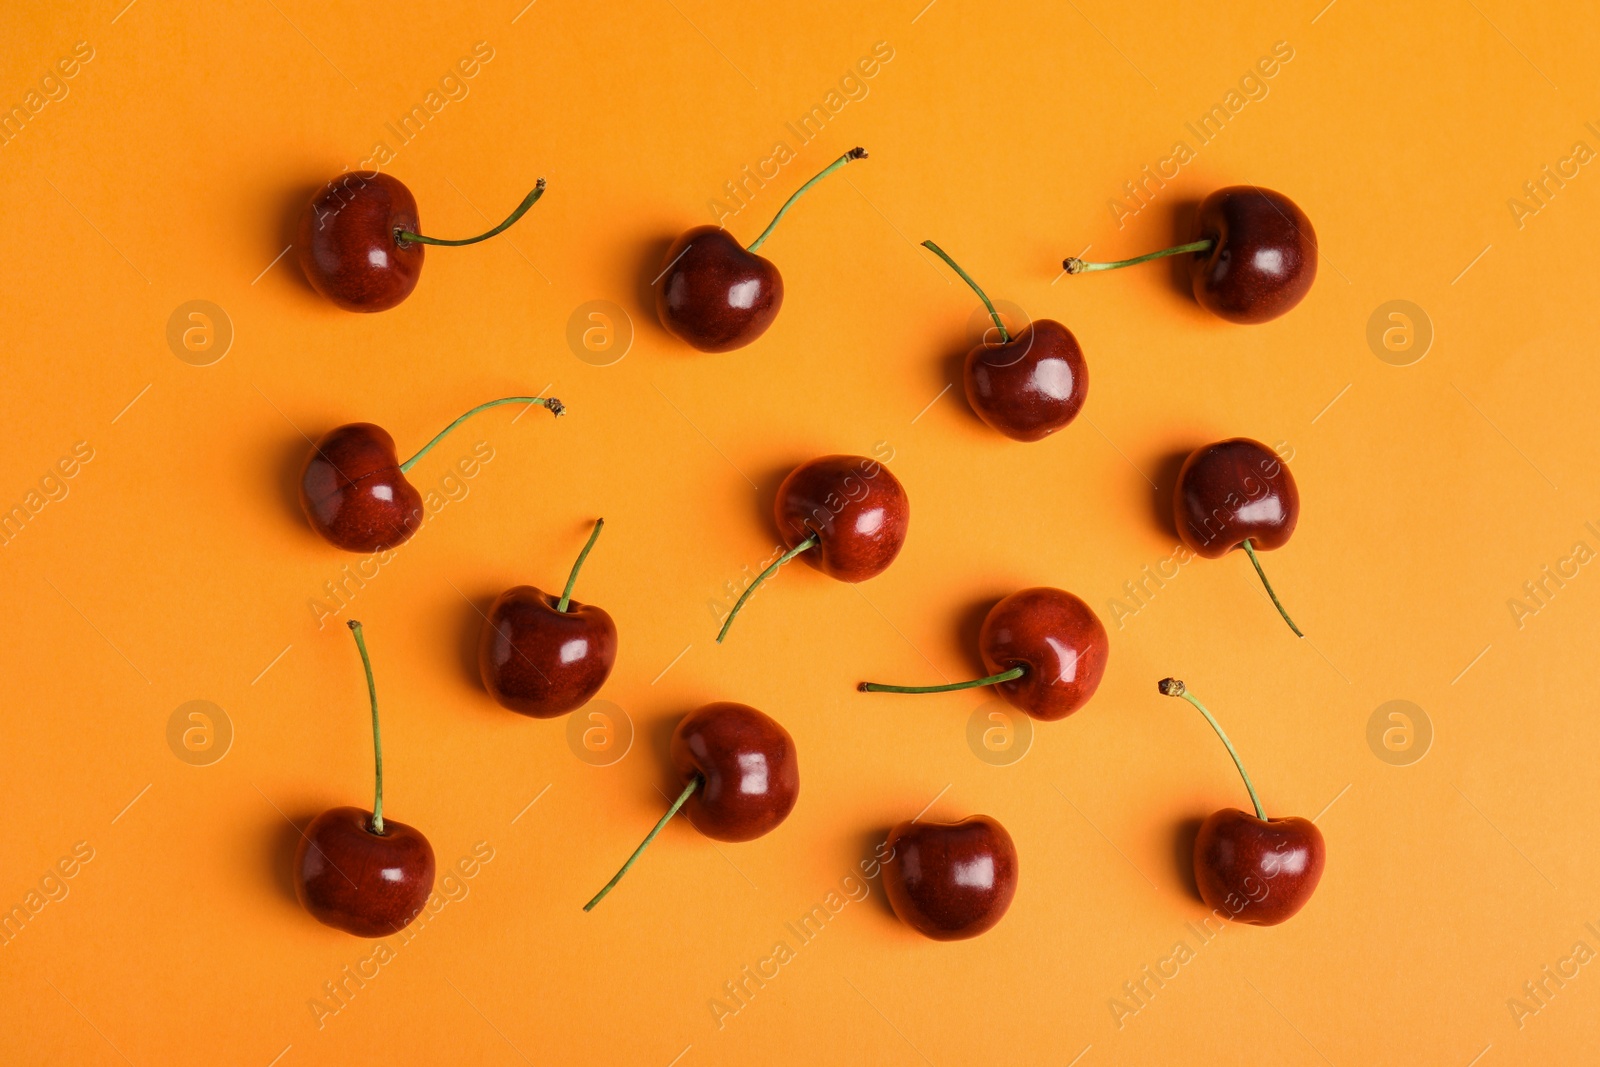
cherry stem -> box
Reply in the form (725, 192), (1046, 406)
(399, 396), (564, 474)
(1241, 539), (1304, 638)
(716, 532), (820, 644)
(921, 240), (1010, 344)
(1158, 678), (1266, 821)
(746, 147), (867, 253)
(395, 179), (546, 247)
(583, 776), (701, 911)
(347, 620), (385, 835)
(557, 519), (605, 613)
(858, 665), (1026, 695)
(1063, 238), (1213, 274)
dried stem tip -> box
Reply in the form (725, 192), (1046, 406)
(1158, 677), (1186, 697)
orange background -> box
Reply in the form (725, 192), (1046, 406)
(2, 1), (1598, 1063)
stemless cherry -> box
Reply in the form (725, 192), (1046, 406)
(656, 148), (866, 352)
(1158, 678), (1325, 926)
(300, 395), (563, 553)
(859, 588), (1108, 721)
(583, 702), (799, 910)
(715, 454), (909, 643)
(480, 519), (617, 718)
(922, 241), (1088, 441)
(294, 620), (436, 937)
(883, 815), (1018, 941)
(1063, 186), (1316, 323)
(297, 172), (545, 312)
(1174, 437), (1302, 637)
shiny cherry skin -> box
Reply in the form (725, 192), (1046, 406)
(297, 172), (424, 312)
(294, 806), (436, 937)
(669, 702), (799, 842)
(1189, 186), (1317, 324)
(775, 455), (909, 581)
(1174, 437), (1298, 558)
(980, 588), (1108, 721)
(656, 226), (783, 352)
(479, 587), (617, 718)
(883, 815), (1018, 941)
(964, 319), (1088, 442)
(1194, 808), (1324, 926)
(300, 423), (423, 553)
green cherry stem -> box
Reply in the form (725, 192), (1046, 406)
(347, 620), (386, 835)
(716, 532), (820, 644)
(858, 665), (1026, 695)
(395, 179), (546, 246)
(1062, 238), (1214, 274)
(399, 396), (564, 474)
(583, 776), (701, 911)
(921, 240), (1010, 343)
(557, 519), (605, 613)
(1158, 678), (1266, 821)
(1241, 539), (1304, 638)
(746, 147), (867, 253)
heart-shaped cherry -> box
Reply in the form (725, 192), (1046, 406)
(295, 620), (436, 937)
(883, 815), (1017, 941)
(297, 172), (545, 312)
(300, 395), (564, 553)
(1174, 437), (1302, 637)
(859, 587), (1108, 721)
(656, 148), (866, 352)
(1064, 186), (1316, 324)
(1158, 678), (1325, 926)
(922, 241), (1088, 441)
(716, 454), (909, 643)
(480, 519), (617, 718)
(584, 701), (799, 910)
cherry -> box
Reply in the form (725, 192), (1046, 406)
(584, 702), (799, 910)
(1174, 437), (1302, 637)
(656, 148), (866, 352)
(882, 815), (1017, 941)
(858, 587), (1108, 721)
(1063, 186), (1317, 324)
(1158, 678), (1325, 926)
(922, 241), (1088, 441)
(296, 172), (545, 312)
(716, 454), (909, 644)
(480, 519), (617, 718)
(300, 395), (564, 553)
(295, 621), (436, 937)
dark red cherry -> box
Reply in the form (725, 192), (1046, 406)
(859, 587), (1109, 722)
(480, 520), (617, 718)
(964, 319), (1088, 441)
(717, 454), (910, 643)
(883, 815), (1018, 941)
(584, 701), (799, 910)
(1064, 186), (1316, 324)
(294, 621), (435, 937)
(296, 173), (545, 313)
(299, 396), (563, 554)
(1194, 809), (1325, 926)
(653, 149), (865, 353)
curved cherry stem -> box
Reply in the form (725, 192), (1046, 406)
(1158, 678), (1266, 821)
(747, 148), (866, 253)
(399, 396), (564, 474)
(557, 519), (605, 613)
(347, 620), (386, 835)
(395, 179), (546, 247)
(583, 776), (701, 911)
(1241, 539), (1304, 638)
(858, 665), (1025, 694)
(921, 240), (1010, 343)
(715, 532), (820, 644)
(1063, 238), (1213, 274)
